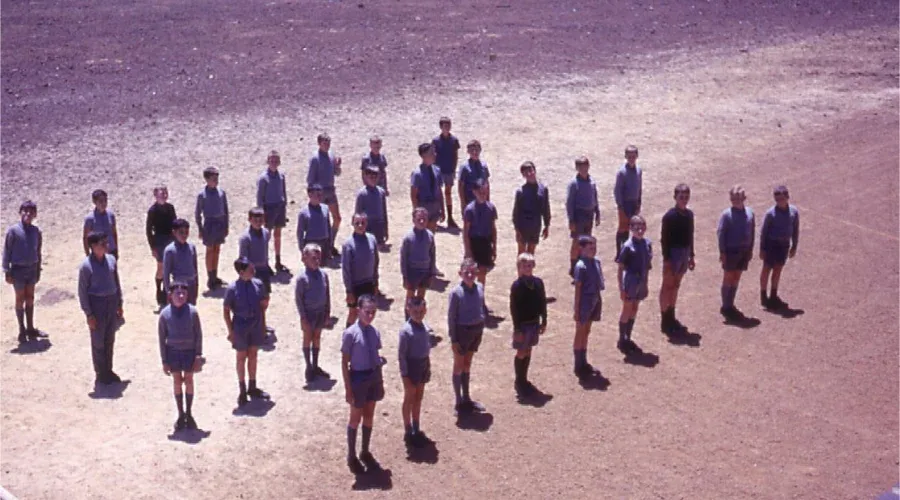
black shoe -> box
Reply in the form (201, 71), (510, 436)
(770, 296), (788, 309)
(523, 380), (538, 395)
(17, 331), (28, 344)
(465, 399), (485, 412)
(671, 317), (686, 333)
(359, 450), (376, 468)
(156, 290), (166, 306)
(275, 263), (289, 273)
(332, 248), (341, 259)
(184, 414), (197, 430)
(720, 306), (735, 320)
(247, 387), (270, 400)
(414, 430), (432, 446)
(213, 277), (226, 287)
(347, 455), (365, 474)
(447, 217), (459, 229)
(238, 391), (248, 407)
(731, 307), (747, 320)
(454, 402), (469, 416)
(760, 291), (769, 308)
(404, 431), (414, 445)
(207, 278), (216, 290)
(27, 328), (47, 339)
(314, 366), (331, 379)
(305, 367), (315, 383)
(107, 371), (122, 383)
(174, 415), (186, 432)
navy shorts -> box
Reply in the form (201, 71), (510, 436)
(350, 369), (385, 408)
(577, 295), (602, 324)
(470, 236), (494, 269)
(264, 203), (287, 229)
(722, 250), (751, 272)
(202, 216), (228, 246)
(512, 322), (541, 350)
(622, 273), (649, 301)
(8, 264), (38, 291)
(166, 346), (197, 372)
(455, 323), (484, 354)
(516, 222), (542, 244)
(231, 316), (265, 351)
(666, 247), (691, 276)
(367, 219), (387, 244)
(619, 200), (641, 218)
(348, 281), (377, 307)
(153, 235), (173, 262)
(255, 265), (273, 293)
(420, 200), (443, 223)
(322, 187), (338, 206)
(441, 172), (455, 188)
(763, 241), (790, 267)
(570, 210), (595, 238)
(404, 269), (432, 290)
(405, 357), (431, 385)
(302, 309), (328, 331)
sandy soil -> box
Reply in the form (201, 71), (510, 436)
(1, 1), (898, 499)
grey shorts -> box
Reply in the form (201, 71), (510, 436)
(577, 294), (602, 324)
(8, 264), (38, 290)
(512, 322), (541, 350)
(622, 274), (649, 301)
(350, 369), (385, 408)
(231, 316), (266, 351)
(321, 187), (338, 206)
(763, 241), (790, 267)
(166, 347), (197, 372)
(666, 247), (691, 276)
(516, 222), (542, 244)
(367, 219), (387, 244)
(405, 357), (431, 385)
(722, 250), (751, 272)
(404, 269), (433, 290)
(202, 217), (228, 246)
(419, 200), (443, 222)
(619, 200), (641, 218)
(153, 235), (173, 262)
(455, 323), (484, 354)
(441, 172), (455, 188)
(570, 210), (595, 238)
(264, 203), (287, 229)
(302, 309), (328, 331)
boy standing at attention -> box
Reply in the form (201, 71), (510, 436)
(195, 166), (229, 290)
(572, 236), (605, 379)
(355, 165), (390, 248)
(400, 208), (437, 303)
(616, 216), (652, 353)
(4, 201), (43, 343)
(457, 140), (491, 210)
(158, 281), (204, 431)
(341, 213), (380, 328)
(432, 117), (461, 228)
(398, 297), (432, 447)
(410, 143), (445, 232)
(296, 184), (333, 263)
(83, 189), (119, 260)
(448, 259), (487, 414)
(146, 186), (177, 307)
(614, 145), (642, 256)
(162, 219), (200, 305)
(509, 253), (547, 396)
(512, 161), (551, 255)
(308, 134), (343, 257)
(238, 208), (273, 294)
(717, 185), (755, 320)
(360, 135), (389, 195)
(257, 151), (289, 273)
(759, 185), (800, 309)
(295, 243), (332, 383)
(78, 231), (124, 384)
(463, 179), (497, 295)
(659, 184), (695, 334)
(223, 257), (271, 406)
(566, 157), (601, 277)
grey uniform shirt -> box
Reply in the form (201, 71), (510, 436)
(400, 228), (436, 278)
(512, 182), (551, 231)
(2, 222), (42, 273)
(78, 254), (123, 315)
(238, 227), (271, 267)
(341, 322), (382, 371)
(158, 303), (203, 362)
(410, 164), (443, 203)
(354, 186), (388, 223)
(617, 238), (653, 279)
(162, 241), (199, 290)
(458, 159), (491, 203)
(224, 278), (268, 319)
(574, 257), (606, 296)
(84, 209), (118, 252)
(295, 267), (331, 319)
(760, 205), (800, 249)
(717, 207), (755, 253)
(196, 187), (229, 222)
(341, 233), (379, 291)
(398, 320), (431, 377)
(566, 175), (601, 222)
(464, 200), (498, 238)
(614, 164), (643, 207)
(257, 170), (287, 207)
(297, 203), (332, 249)
(447, 282), (485, 342)
(308, 150), (339, 189)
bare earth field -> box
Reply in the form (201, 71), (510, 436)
(1, 1), (898, 499)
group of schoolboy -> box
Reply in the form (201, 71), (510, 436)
(4, 117), (800, 474)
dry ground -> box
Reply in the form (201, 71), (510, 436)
(1, 1), (898, 499)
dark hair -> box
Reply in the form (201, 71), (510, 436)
(520, 161), (536, 173)
(439, 117), (451, 126)
(357, 294), (376, 309)
(575, 156), (590, 168)
(466, 139), (481, 150)
(248, 207), (265, 217)
(91, 189), (108, 201)
(87, 231), (108, 246)
(578, 235), (595, 247)
(674, 183), (691, 196)
(418, 143), (434, 157)
(234, 257), (252, 273)
(317, 133), (330, 144)
(203, 166), (220, 178)
(307, 183), (324, 193)
(406, 296), (425, 307)
(172, 218), (190, 230)
(19, 200), (37, 212)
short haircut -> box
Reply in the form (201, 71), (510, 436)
(418, 142), (433, 157)
(86, 231), (108, 246)
(172, 218), (190, 230)
(406, 296), (426, 307)
(19, 200), (37, 212)
(153, 185), (168, 195)
(674, 183), (691, 196)
(459, 258), (477, 271)
(520, 161), (536, 173)
(267, 150), (280, 161)
(203, 166), (220, 178)
(773, 184), (789, 195)
(302, 243), (322, 257)
(170, 280), (189, 291)
(412, 207), (429, 219)
(369, 135), (382, 144)
(317, 133), (330, 144)
(439, 116), (451, 126)
(92, 189), (108, 201)
(234, 257), (252, 273)
(248, 207), (265, 217)
(473, 177), (488, 190)
(467, 139), (481, 150)
(629, 215), (646, 226)
(575, 156), (590, 168)
(729, 185), (745, 198)
(517, 252), (535, 264)
(357, 294), (376, 309)
(578, 235), (596, 247)
(352, 212), (369, 222)
(307, 183), (324, 193)
(625, 145), (639, 155)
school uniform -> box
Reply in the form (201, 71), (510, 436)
(238, 227), (272, 291)
(614, 164), (643, 218)
(432, 134), (460, 187)
(760, 205), (800, 267)
(458, 159), (491, 207)
(78, 253), (123, 380)
(566, 176), (600, 238)
(360, 152), (389, 192)
(398, 319), (431, 384)
(717, 206), (755, 271)
(195, 186), (229, 246)
(509, 276), (547, 349)
(512, 182), (551, 244)
(158, 303), (203, 372)
(295, 267), (331, 331)
(308, 150), (340, 205)
(410, 164), (444, 222)
(400, 228), (436, 290)
(617, 237), (653, 301)
(146, 203), (177, 262)
(84, 209), (118, 256)
(296, 202), (332, 254)
(3, 221), (42, 290)
(224, 278), (268, 351)
(660, 207), (695, 275)
(341, 321), (385, 408)
(162, 241), (200, 304)
(574, 257), (605, 323)
(341, 232), (379, 303)
(448, 282), (486, 354)
(464, 200), (497, 269)
(354, 186), (389, 244)
(257, 170), (287, 229)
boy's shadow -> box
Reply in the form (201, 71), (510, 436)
(201, 288), (227, 299)
(232, 399), (276, 417)
(167, 428), (212, 444)
(436, 225), (461, 236)
(517, 388), (553, 408)
(666, 328), (702, 347)
(376, 295), (394, 311)
(765, 306), (805, 319)
(406, 439), (439, 464)
(352, 459), (393, 491)
(303, 377), (337, 392)
(428, 278), (450, 293)
(10, 336), (52, 354)
(326, 317), (339, 330)
(456, 411), (494, 432)
(89, 380), (132, 399)
(623, 347), (660, 368)
(429, 334), (443, 347)
(259, 332), (278, 352)
(272, 270), (292, 285)
(724, 315), (762, 329)
(579, 370), (611, 391)
(546, 296), (557, 304)
(484, 314), (505, 329)
(325, 258), (341, 270)
(378, 244), (392, 253)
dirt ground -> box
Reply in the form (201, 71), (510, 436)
(1, 1), (898, 499)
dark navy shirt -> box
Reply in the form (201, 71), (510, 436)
(574, 257), (605, 296)
(224, 278), (268, 319)
(3, 222), (41, 272)
(84, 209), (118, 252)
(432, 134), (460, 175)
(158, 303), (203, 361)
(410, 164), (443, 203)
(512, 182), (551, 231)
(458, 159), (491, 204)
(297, 203), (331, 249)
(238, 227), (270, 267)
(464, 200), (497, 238)
(566, 176), (600, 222)
(760, 205), (800, 249)
(398, 320), (431, 377)
(660, 207), (695, 259)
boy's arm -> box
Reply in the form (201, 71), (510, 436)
(222, 191), (230, 232)
(382, 191), (389, 234)
(509, 282), (521, 331)
(114, 260), (124, 309)
(296, 212), (306, 251)
(688, 212), (695, 258)
(573, 281), (582, 321)
(565, 182), (576, 224)
(660, 213), (671, 260)
(158, 315), (168, 364)
(324, 274), (331, 320)
(614, 170), (624, 208)
(341, 352), (352, 402)
(162, 250), (172, 292)
(256, 176), (265, 208)
(538, 279), (548, 327)
(457, 173), (466, 209)
(447, 292), (459, 346)
(593, 185), (601, 223)
(282, 172), (287, 203)
(354, 192), (363, 218)
(145, 210), (154, 247)
(193, 310), (203, 357)
(490, 208), (497, 257)
(400, 238), (409, 280)
(759, 212), (771, 253)
(542, 187), (552, 228)
(716, 213), (728, 255)
(429, 235), (437, 277)
(195, 193), (204, 233)
(791, 210), (800, 252)
(398, 330), (409, 378)
(223, 305), (233, 336)
(110, 214), (120, 253)
(295, 277), (308, 320)
(82, 217), (92, 255)
(78, 262), (92, 317)
(436, 170), (445, 217)
(373, 238), (380, 283)
(748, 212), (756, 255)
(307, 157), (317, 186)
(511, 189), (520, 227)
(341, 244), (352, 293)
(463, 217), (472, 257)
(192, 245), (199, 279)
(1, 229), (11, 274)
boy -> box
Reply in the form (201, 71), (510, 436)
(509, 253), (547, 396)
(432, 117), (461, 228)
(195, 166), (230, 290)
(146, 185), (177, 306)
(614, 145), (643, 256)
(360, 135), (389, 195)
(295, 243), (332, 383)
(457, 139), (491, 209)
(238, 207), (273, 294)
(4, 200), (43, 343)
(463, 179), (497, 292)
(296, 184), (333, 263)
(307, 133), (343, 257)
(400, 208), (437, 302)
(162, 219), (200, 305)
(659, 183), (695, 334)
(398, 296), (432, 446)
(341, 295), (386, 474)
(223, 257), (271, 406)
(616, 216), (652, 353)
(717, 185), (755, 320)
(447, 258), (487, 414)
(759, 185), (800, 309)
(257, 151), (289, 273)
(572, 235), (605, 379)
(566, 157), (601, 277)
(78, 231), (124, 385)
(341, 213), (380, 328)
(511, 161), (551, 255)
(83, 189), (119, 260)
(409, 143), (445, 232)
(158, 280), (203, 431)
(355, 165), (390, 247)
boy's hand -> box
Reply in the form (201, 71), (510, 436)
(620, 290), (627, 301)
(719, 253), (725, 263)
(163, 364), (171, 375)
(573, 311), (579, 322)
(87, 315), (97, 330)
(151, 248), (159, 259)
(759, 251), (766, 261)
(5, 273), (13, 284)
(439, 211), (445, 223)
(688, 258), (696, 271)
(345, 387), (354, 405)
(789, 248), (797, 258)
(594, 216), (601, 227)
(451, 343), (462, 356)
(300, 319), (311, 332)
(542, 227), (550, 240)
(539, 324), (546, 335)
(227, 328), (234, 343)
(192, 357), (203, 373)
(346, 292), (356, 306)
(569, 222), (576, 234)
(117, 308), (124, 320)
(491, 246), (497, 260)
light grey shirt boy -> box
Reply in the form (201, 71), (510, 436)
(447, 282), (485, 343)
(158, 303), (203, 361)
(341, 232), (379, 292)
(78, 254), (123, 314)
(341, 322), (382, 371)
(398, 320), (431, 377)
